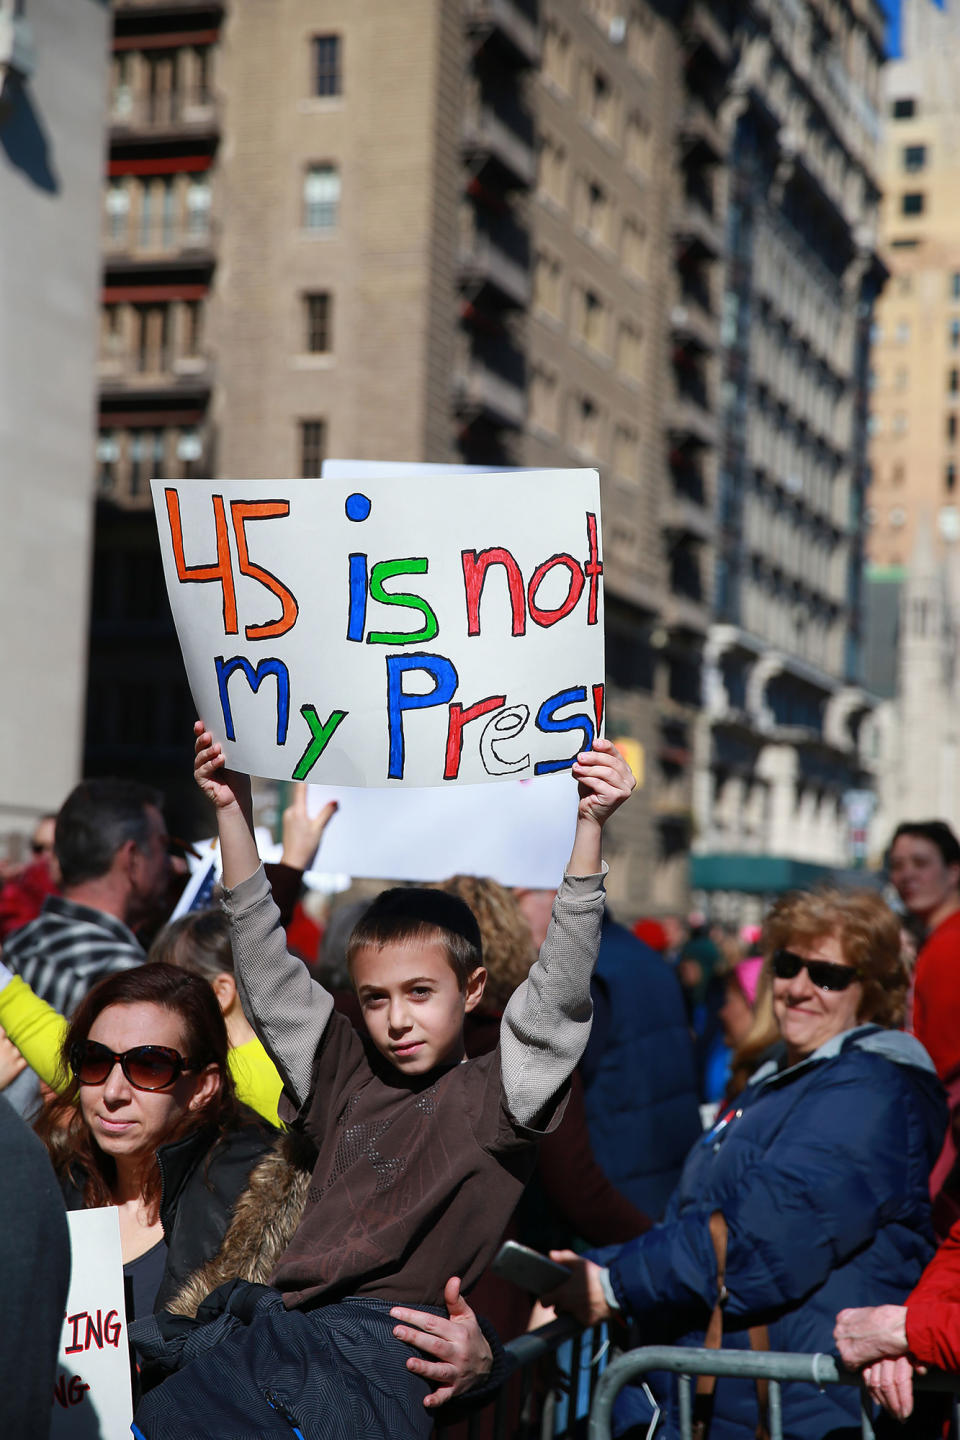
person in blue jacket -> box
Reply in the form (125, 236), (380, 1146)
(579, 914), (702, 1219)
(543, 887), (947, 1440)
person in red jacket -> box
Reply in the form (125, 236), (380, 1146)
(889, 820), (960, 1078)
(889, 821), (960, 1232)
(835, 1215), (960, 1418)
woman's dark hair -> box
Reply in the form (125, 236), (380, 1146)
(149, 908), (234, 984)
(889, 820), (960, 870)
(35, 963), (241, 1211)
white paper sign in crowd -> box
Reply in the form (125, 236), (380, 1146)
(152, 470), (604, 788)
(50, 1208), (133, 1440)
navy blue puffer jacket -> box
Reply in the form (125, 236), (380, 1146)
(580, 918), (702, 1219)
(605, 1026), (947, 1440)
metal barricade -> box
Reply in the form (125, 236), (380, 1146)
(435, 1316), (609, 1440)
(587, 1345), (960, 1440)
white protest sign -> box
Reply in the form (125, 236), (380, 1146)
(152, 471), (604, 787)
(51, 1208), (132, 1440)
(300, 461), (580, 884)
(295, 772), (578, 887)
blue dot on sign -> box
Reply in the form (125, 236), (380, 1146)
(345, 493), (372, 522)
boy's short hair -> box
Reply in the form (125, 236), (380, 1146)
(346, 887), (483, 989)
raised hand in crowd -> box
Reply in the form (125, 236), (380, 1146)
(280, 783), (338, 873)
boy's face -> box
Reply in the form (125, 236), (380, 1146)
(352, 937), (486, 1075)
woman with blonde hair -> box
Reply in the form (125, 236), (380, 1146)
(543, 886), (946, 1440)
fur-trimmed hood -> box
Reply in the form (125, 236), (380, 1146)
(167, 1128), (314, 1317)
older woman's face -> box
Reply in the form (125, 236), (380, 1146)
(773, 933), (863, 1063)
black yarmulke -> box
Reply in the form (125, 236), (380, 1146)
(365, 886), (483, 959)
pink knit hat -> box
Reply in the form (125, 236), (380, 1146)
(733, 956), (764, 1008)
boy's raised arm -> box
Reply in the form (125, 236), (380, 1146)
(194, 723), (339, 1107)
(500, 737), (635, 1130)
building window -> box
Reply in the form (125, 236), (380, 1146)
(586, 66), (614, 136)
(901, 192), (925, 216)
(624, 111), (651, 174)
(893, 412), (908, 436)
(184, 300), (203, 357)
(892, 97), (916, 119)
(576, 286), (607, 352)
(949, 414), (958, 443)
(530, 366), (559, 434)
(538, 133), (567, 208)
(895, 320), (911, 344)
(186, 178), (211, 239)
(570, 393), (601, 455)
(952, 273), (960, 300)
(621, 216), (647, 278)
(300, 419), (326, 477)
(950, 368), (959, 396)
(616, 321), (643, 382)
(304, 292), (332, 352)
(903, 144), (927, 172)
(892, 462), (905, 485)
(532, 249), (563, 319)
(134, 304), (170, 373)
(543, 21), (571, 92)
(890, 507), (906, 528)
(303, 165), (340, 231)
(105, 178), (129, 241)
(312, 35), (341, 97)
(948, 463), (958, 493)
(129, 430), (146, 495)
(97, 431), (118, 492)
(612, 422), (638, 479)
(177, 427), (204, 478)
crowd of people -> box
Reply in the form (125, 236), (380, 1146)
(4, 741), (960, 1439)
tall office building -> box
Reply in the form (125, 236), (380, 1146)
(691, 0), (887, 917)
(867, 0), (960, 577)
(864, 0), (960, 839)
(89, 0), (729, 912)
(0, 0), (109, 852)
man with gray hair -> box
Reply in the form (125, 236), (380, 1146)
(4, 778), (169, 1018)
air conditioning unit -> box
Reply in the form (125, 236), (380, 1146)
(608, 15), (627, 46)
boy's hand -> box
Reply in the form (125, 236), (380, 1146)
(194, 721), (252, 814)
(280, 783), (338, 872)
(572, 736), (636, 829)
(390, 1277), (493, 1408)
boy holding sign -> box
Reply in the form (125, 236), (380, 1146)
(132, 725), (634, 1440)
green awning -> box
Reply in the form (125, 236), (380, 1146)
(690, 853), (838, 894)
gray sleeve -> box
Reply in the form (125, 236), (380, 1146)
(499, 867), (606, 1129)
(220, 864), (333, 1108)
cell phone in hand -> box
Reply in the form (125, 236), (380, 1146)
(491, 1240), (571, 1294)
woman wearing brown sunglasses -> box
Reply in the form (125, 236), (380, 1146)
(538, 888), (946, 1440)
(35, 962), (273, 1326)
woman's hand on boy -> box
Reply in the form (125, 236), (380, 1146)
(572, 736), (636, 829)
(390, 1277), (493, 1408)
(194, 721), (252, 815)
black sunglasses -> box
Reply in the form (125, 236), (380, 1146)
(772, 948), (860, 993)
(70, 1040), (195, 1092)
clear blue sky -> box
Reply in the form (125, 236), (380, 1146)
(881, 0), (901, 55)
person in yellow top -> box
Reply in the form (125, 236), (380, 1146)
(0, 907), (284, 1125)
